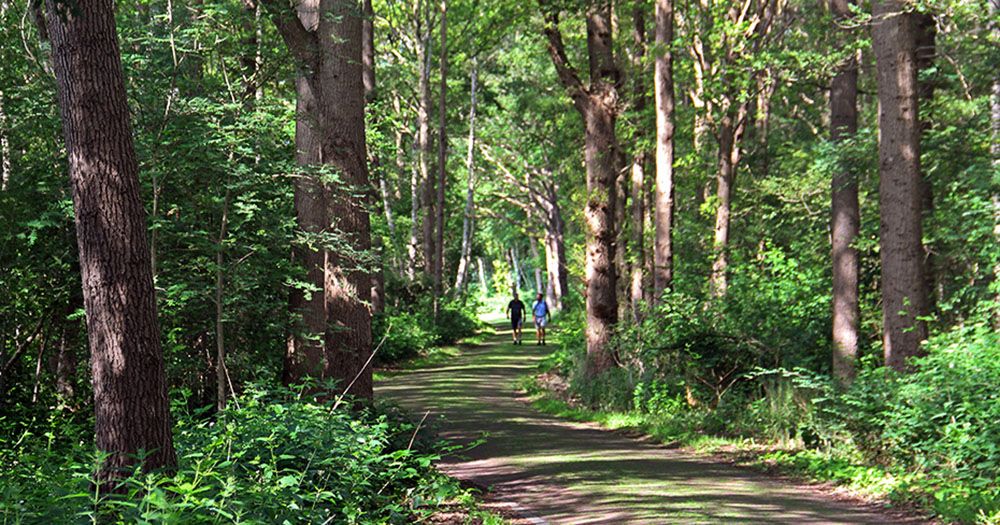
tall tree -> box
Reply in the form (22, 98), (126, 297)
(417, 1), (434, 278)
(830, 0), (860, 386)
(433, 0), (447, 307)
(628, 6), (648, 321)
(992, 0), (1000, 330)
(653, 0), (674, 300)
(44, 0), (176, 474)
(872, 0), (929, 371)
(540, 0), (622, 376)
(266, 0), (373, 397)
(454, 58), (477, 295)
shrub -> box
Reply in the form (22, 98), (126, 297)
(0, 385), (462, 524)
(373, 298), (481, 364)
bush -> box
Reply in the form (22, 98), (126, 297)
(373, 298), (481, 364)
(0, 385), (462, 524)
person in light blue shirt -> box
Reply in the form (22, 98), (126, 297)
(532, 293), (550, 346)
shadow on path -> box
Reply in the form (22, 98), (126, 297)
(376, 324), (925, 525)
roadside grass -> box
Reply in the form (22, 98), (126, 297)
(516, 374), (939, 521)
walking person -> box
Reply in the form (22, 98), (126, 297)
(532, 293), (550, 346)
(506, 292), (526, 345)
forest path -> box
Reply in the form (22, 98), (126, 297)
(376, 322), (922, 524)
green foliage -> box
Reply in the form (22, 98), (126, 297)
(0, 386), (465, 524)
(373, 293), (482, 364)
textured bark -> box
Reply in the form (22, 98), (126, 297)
(541, 1), (621, 375)
(269, 0), (373, 398)
(433, 0), (447, 304)
(454, 59), (477, 295)
(362, 0), (375, 99)
(285, 74), (327, 383)
(628, 7), (647, 321)
(830, 0), (860, 387)
(872, 0), (929, 371)
(653, 0), (674, 300)
(46, 0), (176, 475)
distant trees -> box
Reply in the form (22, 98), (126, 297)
(872, 0), (929, 372)
(45, 0), (176, 475)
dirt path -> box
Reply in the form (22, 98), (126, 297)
(376, 324), (925, 524)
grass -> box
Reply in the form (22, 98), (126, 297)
(517, 374), (934, 519)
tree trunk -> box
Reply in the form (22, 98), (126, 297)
(454, 58), (477, 295)
(915, 12), (937, 310)
(476, 256), (489, 294)
(284, 75), (327, 383)
(544, 207), (568, 311)
(418, 11), (435, 278)
(215, 190), (230, 411)
(54, 298), (81, 401)
(991, 0), (1000, 330)
(872, 0), (929, 371)
(362, 0), (375, 99)
(0, 89), (9, 191)
(362, 0), (384, 315)
(653, 0), (674, 300)
(530, 237), (544, 294)
(540, 1), (621, 375)
(709, 112), (745, 298)
(46, 0), (177, 475)
(269, 0), (373, 398)
(433, 0), (447, 307)
(830, 0), (860, 387)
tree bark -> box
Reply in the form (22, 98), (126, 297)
(418, 5), (435, 278)
(476, 256), (490, 294)
(433, 0), (447, 307)
(362, 0), (375, 99)
(454, 58), (477, 295)
(709, 110), (746, 298)
(540, 1), (621, 375)
(269, 0), (373, 398)
(46, 0), (177, 475)
(530, 237), (545, 294)
(830, 0), (860, 387)
(872, 0), (929, 371)
(653, 0), (674, 300)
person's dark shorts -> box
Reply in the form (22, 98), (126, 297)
(511, 316), (523, 330)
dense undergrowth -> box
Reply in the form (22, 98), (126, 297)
(540, 283), (1000, 524)
(0, 384), (479, 524)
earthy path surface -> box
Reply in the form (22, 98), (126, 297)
(377, 324), (924, 524)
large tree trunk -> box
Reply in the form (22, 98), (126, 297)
(541, 1), (621, 375)
(270, 0), (373, 398)
(652, 0), (674, 300)
(830, 0), (860, 387)
(284, 75), (327, 383)
(872, 0), (929, 371)
(46, 0), (177, 475)
(454, 58), (477, 296)
(433, 0), (447, 307)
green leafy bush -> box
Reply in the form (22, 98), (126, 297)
(373, 297), (482, 364)
(0, 385), (462, 524)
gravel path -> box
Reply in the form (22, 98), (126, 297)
(376, 325), (926, 524)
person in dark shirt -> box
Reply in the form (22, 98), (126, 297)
(505, 293), (526, 345)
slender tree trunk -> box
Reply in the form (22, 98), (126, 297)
(454, 58), (477, 295)
(544, 204), (568, 311)
(54, 298), (81, 401)
(418, 14), (435, 278)
(530, 237), (544, 293)
(653, 0), (674, 300)
(362, 0), (384, 315)
(915, 12), (937, 310)
(476, 256), (489, 294)
(830, 0), (860, 387)
(709, 112), (745, 298)
(627, 7), (647, 320)
(46, 0), (177, 475)
(362, 0), (375, 98)
(0, 89), (9, 191)
(872, 0), (929, 371)
(991, 0), (1000, 330)
(215, 190), (230, 411)
(433, 0), (447, 306)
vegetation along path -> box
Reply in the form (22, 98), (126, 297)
(377, 323), (925, 525)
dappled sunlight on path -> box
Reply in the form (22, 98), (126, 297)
(376, 326), (924, 524)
